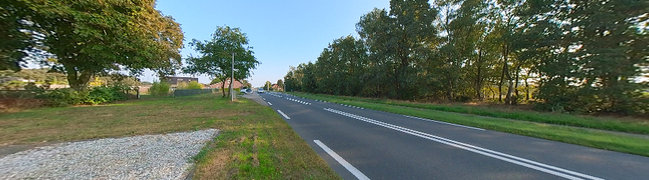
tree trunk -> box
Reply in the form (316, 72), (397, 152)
(220, 78), (226, 97)
(506, 80), (514, 105)
(475, 47), (484, 101)
(500, 43), (511, 104)
(65, 66), (93, 91)
(525, 70), (531, 101)
(498, 57), (507, 103)
(513, 64), (521, 105)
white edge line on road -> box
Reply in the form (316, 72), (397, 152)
(403, 115), (485, 131)
(277, 110), (290, 119)
(268, 102), (272, 106)
(324, 108), (603, 180)
(314, 140), (370, 180)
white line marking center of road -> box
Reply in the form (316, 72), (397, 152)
(324, 108), (603, 180)
(277, 110), (290, 119)
(403, 115), (484, 131)
(314, 140), (370, 180)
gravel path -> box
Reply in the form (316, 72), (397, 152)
(0, 129), (218, 180)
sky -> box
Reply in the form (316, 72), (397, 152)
(138, 0), (390, 87)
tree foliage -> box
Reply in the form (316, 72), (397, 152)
(1, 0), (184, 91)
(184, 26), (259, 97)
(284, 0), (649, 115)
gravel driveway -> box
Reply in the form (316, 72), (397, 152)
(0, 129), (218, 180)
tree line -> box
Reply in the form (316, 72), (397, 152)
(284, 0), (649, 115)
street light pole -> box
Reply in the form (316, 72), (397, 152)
(231, 53), (234, 102)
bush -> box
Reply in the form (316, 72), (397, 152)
(178, 81), (203, 90)
(38, 88), (86, 106)
(150, 82), (170, 96)
(37, 85), (130, 106)
(85, 86), (129, 105)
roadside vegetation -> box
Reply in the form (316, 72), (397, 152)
(291, 92), (649, 135)
(283, 0), (648, 116)
(289, 92), (649, 157)
(0, 94), (338, 179)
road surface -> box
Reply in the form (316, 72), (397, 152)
(256, 92), (649, 180)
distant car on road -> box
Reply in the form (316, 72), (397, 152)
(258, 88), (265, 93)
(240, 88), (247, 94)
(246, 89), (252, 94)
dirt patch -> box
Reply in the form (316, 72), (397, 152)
(0, 98), (47, 113)
(196, 149), (232, 179)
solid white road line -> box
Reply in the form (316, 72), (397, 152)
(277, 110), (290, 119)
(324, 108), (603, 180)
(314, 140), (370, 180)
(268, 102), (272, 106)
(403, 115), (485, 131)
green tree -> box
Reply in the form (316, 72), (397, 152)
(536, 0), (649, 113)
(12, 0), (183, 91)
(264, 81), (272, 91)
(0, 1), (35, 71)
(357, 0), (437, 99)
(276, 79), (284, 91)
(184, 26), (259, 97)
(210, 78), (222, 85)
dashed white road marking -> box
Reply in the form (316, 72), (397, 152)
(268, 102), (272, 106)
(324, 108), (603, 180)
(277, 110), (290, 119)
(403, 115), (484, 131)
(314, 140), (370, 180)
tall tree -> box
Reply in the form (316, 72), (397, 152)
(276, 79), (284, 91)
(0, 1), (36, 71)
(184, 26), (259, 97)
(357, 0), (437, 99)
(12, 0), (183, 91)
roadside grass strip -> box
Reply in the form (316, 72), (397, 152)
(324, 108), (604, 180)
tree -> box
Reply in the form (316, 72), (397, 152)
(276, 79), (284, 91)
(357, 0), (437, 99)
(184, 26), (259, 97)
(242, 79), (252, 89)
(210, 78), (222, 85)
(10, 0), (183, 91)
(264, 81), (272, 91)
(0, 1), (35, 71)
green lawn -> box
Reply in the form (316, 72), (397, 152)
(288, 92), (649, 157)
(0, 94), (338, 179)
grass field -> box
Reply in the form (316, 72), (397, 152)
(288, 92), (649, 157)
(0, 94), (338, 179)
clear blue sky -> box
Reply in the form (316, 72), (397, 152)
(138, 0), (389, 87)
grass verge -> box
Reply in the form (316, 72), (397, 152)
(0, 94), (338, 179)
(288, 92), (649, 157)
(288, 92), (649, 134)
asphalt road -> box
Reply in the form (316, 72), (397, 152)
(256, 92), (649, 180)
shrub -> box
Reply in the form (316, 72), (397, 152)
(38, 88), (86, 106)
(37, 85), (130, 106)
(178, 81), (203, 90)
(186, 81), (204, 89)
(150, 82), (170, 96)
(85, 86), (128, 105)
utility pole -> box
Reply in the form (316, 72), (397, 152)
(231, 53), (234, 102)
